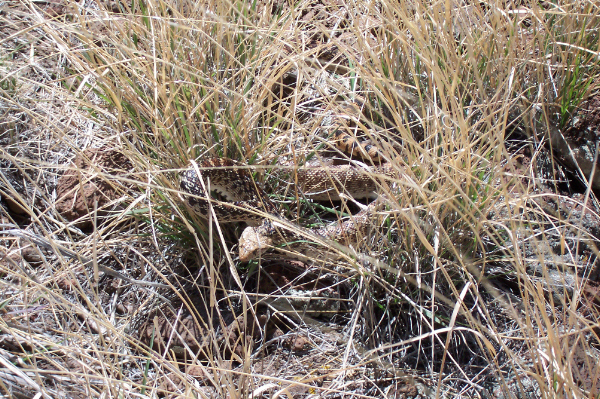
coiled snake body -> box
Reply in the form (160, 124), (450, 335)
(180, 138), (395, 262)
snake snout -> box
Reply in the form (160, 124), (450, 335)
(239, 225), (273, 262)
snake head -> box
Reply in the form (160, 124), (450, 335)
(239, 225), (273, 262)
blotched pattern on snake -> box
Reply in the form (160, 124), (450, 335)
(180, 154), (396, 262)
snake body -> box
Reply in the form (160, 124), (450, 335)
(180, 158), (276, 225)
(180, 154), (394, 261)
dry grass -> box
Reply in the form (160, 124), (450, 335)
(1, 0), (600, 397)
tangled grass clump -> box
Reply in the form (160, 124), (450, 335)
(1, 0), (599, 397)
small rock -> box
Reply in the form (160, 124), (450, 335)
(21, 247), (43, 267)
(186, 365), (205, 377)
(56, 278), (78, 291)
(4, 195), (27, 215)
(115, 303), (128, 314)
(286, 334), (311, 352)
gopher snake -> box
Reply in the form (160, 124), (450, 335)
(180, 142), (395, 262)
